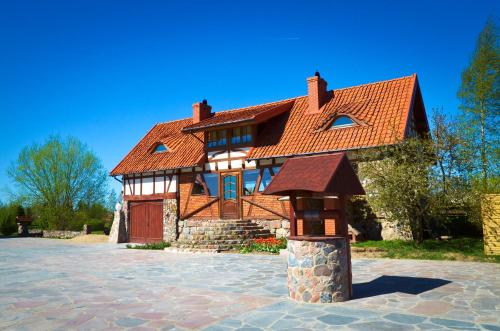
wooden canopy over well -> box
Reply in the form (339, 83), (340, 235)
(263, 153), (365, 196)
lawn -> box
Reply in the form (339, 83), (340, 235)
(351, 238), (500, 263)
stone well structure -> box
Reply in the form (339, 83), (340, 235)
(263, 153), (365, 303)
(287, 237), (350, 303)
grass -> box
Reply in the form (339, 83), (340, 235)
(126, 241), (171, 250)
(352, 238), (500, 263)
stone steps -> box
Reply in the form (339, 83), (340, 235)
(173, 219), (273, 252)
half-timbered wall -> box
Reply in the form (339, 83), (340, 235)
(123, 171), (177, 198)
(205, 147), (257, 171)
(179, 173), (219, 219)
(176, 153), (289, 220)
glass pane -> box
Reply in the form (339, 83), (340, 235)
(242, 126), (252, 143)
(223, 175), (237, 200)
(208, 131), (217, 148)
(192, 175), (205, 195)
(154, 144), (167, 152)
(332, 116), (354, 127)
(204, 173), (219, 197)
(217, 130), (227, 146)
(231, 127), (241, 144)
(243, 169), (259, 195)
(258, 168), (273, 192)
(271, 166), (281, 176)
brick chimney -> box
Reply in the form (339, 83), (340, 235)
(306, 72), (329, 115)
(192, 99), (212, 124)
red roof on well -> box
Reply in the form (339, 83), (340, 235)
(262, 153), (365, 195)
(110, 74), (427, 175)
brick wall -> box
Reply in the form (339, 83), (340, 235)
(179, 173), (219, 218)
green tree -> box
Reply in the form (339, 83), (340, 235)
(457, 19), (500, 192)
(358, 138), (435, 244)
(8, 136), (108, 230)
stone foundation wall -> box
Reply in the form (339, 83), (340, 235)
(108, 210), (128, 243)
(42, 230), (82, 239)
(251, 219), (290, 238)
(163, 199), (178, 242)
(287, 238), (350, 303)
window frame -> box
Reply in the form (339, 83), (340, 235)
(207, 129), (228, 149)
(242, 165), (281, 196)
(191, 173), (219, 197)
(206, 125), (254, 150)
(152, 143), (168, 153)
(242, 169), (260, 196)
(330, 115), (356, 129)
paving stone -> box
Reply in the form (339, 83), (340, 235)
(317, 313), (358, 325)
(0, 238), (498, 330)
(350, 320), (415, 330)
(383, 313), (426, 324)
(430, 317), (477, 329)
(115, 318), (147, 327)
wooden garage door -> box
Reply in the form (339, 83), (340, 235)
(129, 201), (163, 243)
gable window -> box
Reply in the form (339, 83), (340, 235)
(331, 115), (355, 129)
(192, 173), (219, 197)
(153, 144), (168, 153)
(207, 130), (227, 148)
(231, 126), (252, 145)
(243, 169), (259, 195)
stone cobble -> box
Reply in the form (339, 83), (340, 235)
(287, 238), (350, 303)
(0, 238), (498, 330)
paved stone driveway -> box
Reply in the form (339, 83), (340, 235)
(0, 238), (499, 330)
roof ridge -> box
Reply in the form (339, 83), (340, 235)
(156, 116), (192, 125)
(331, 74), (416, 93)
(213, 95), (301, 115)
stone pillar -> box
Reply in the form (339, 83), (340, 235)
(163, 199), (178, 242)
(108, 209), (128, 243)
(287, 238), (350, 303)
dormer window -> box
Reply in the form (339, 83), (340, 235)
(207, 130), (227, 148)
(231, 126), (252, 145)
(331, 115), (355, 129)
(153, 144), (168, 153)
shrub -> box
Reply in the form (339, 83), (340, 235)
(0, 204), (22, 236)
(240, 237), (287, 254)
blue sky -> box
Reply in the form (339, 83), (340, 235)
(0, 0), (498, 201)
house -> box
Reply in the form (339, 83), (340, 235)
(110, 72), (429, 247)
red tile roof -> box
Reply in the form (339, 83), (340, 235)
(111, 74), (426, 176)
(111, 118), (204, 175)
(263, 153), (365, 195)
(249, 74), (420, 159)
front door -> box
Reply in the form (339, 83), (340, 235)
(221, 172), (239, 219)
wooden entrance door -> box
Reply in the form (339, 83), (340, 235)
(129, 201), (163, 243)
(221, 172), (239, 219)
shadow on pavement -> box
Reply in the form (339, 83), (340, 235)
(352, 275), (451, 299)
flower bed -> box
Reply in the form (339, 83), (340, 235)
(240, 237), (287, 254)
